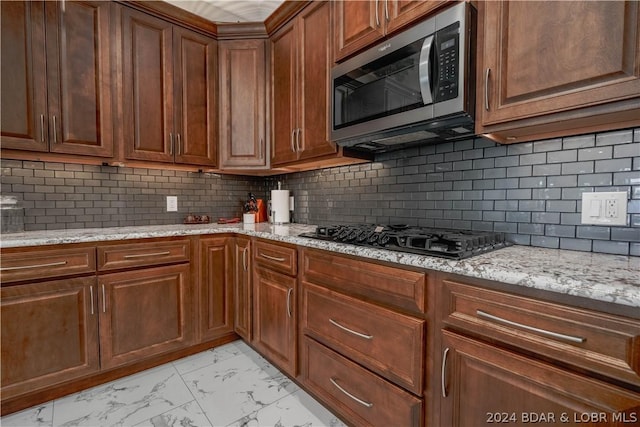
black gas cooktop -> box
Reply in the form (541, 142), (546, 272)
(299, 224), (511, 259)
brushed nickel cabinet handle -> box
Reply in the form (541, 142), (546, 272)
(177, 133), (182, 155)
(89, 285), (95, 316)
(123, 251), (172, 259)
(296, 128), (302, 152)
(441, 347), (450, 398)
(0, 260), (67, 271)
(476, 310), (586, 344)
(384, 0), (389, 21)
(291, 129), (296, 152)
(330, 377), (373, 408)
(259, 253), (286, 262)
(102, 284), (106, 313)
(484, 68), (490, 111)
(286, 288), (293, 318)
(242, 246), (248, 271)
(374, 0), (380, 27)
(40, 114), (45, 142)
(52, 116), (58, 143)
(329, 318), (373, 340)
(259, 138), (263, 159)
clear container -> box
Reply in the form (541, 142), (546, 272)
(1, 196), (25, 233)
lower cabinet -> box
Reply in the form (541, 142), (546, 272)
(302, 338), (423, 427)
(434, 274), (640, 427)
(439, 330), (640, 427)
(299, 248), (426, 426)
(0, 277), (100, 402)
(252, 265), (297, 377)
(233, 236), (252, 340)
(198, 236), (234, 342)
(98, 264), (193, 370)
(251, 240), (298, 376)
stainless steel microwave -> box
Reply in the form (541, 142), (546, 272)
(331, 2), (476, 152)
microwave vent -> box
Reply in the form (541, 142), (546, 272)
(372, 130), (439, 146)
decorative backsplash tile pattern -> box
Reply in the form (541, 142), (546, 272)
(1, 127), (638, 255)
(271, 128), (640, 256)
(0, 161), (266, 230)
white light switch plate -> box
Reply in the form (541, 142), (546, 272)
(581, 192), (627, 226)
(166, 196), (178, 212)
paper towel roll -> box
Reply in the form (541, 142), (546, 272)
(271, 190), (290, 224)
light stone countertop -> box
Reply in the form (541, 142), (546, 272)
(1, 223), (639, 310)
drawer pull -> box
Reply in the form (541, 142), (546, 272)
(476, 310), (586, 344)
(330, 377), (373, 408)
(329, 318), (373, 340)
(259, 253), (286, 262)
(441, 347), (450, 398)
(123, 251), (171, 259)
(0, 260), (67, 271)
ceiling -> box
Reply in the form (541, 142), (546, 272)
(164, 0), (285, 23)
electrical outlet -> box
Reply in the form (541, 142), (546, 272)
(166, 196), (178, 212)
(605, 199), (618, 218)
(581, 192), (627, 226)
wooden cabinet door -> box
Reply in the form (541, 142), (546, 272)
(45, 0), (113, 157)
(333, 0), (384, 62)
(120, 6), (174, 163)
(233, 237), (252, 341)
(297, 1), (336, 161)
(99, 264), (193, 369)
(270, 20), (298, 166)
(0, 278), (100, 400)
(198, 237), (233, 342)
(0, 1), (47, 152)
(386, 0), (447, 35)
(253, 266), (297, 376)
(439, 330), (640, 427)
(173, 27), (217, 167)
(480, 1), (640, 126)
(219, 39), (267, 169)
(1, 0), (113, 157)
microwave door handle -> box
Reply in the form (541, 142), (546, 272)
(419, 35), (435, 106)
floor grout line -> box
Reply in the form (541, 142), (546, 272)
(1, 341), (346, 427)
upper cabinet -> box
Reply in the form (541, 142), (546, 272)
(118, 5), (217, 167)
(218, 39), (268, 169)
(332, 0), (447, 62)
(477, 1), (640, 143)
(1, 0), (113, 157)
(270, 1), (338, 167)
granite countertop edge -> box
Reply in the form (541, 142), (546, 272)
(2, 223), (639, 309)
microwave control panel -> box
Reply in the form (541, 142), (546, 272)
(435, 22), (460, 103)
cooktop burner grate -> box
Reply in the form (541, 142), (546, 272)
(299, 224), (512, 259)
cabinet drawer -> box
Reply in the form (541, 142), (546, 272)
(253, 240), (297, 275)
(97, 239), (190, 271)
(302, 338), (422, 427)
(302, 283), (424, 394)
(301, 248), (426, 314)
(0, 246), (96, 283)
(441, 278), (640, 386)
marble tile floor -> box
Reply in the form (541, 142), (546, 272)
(1, 340), (347, 427)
